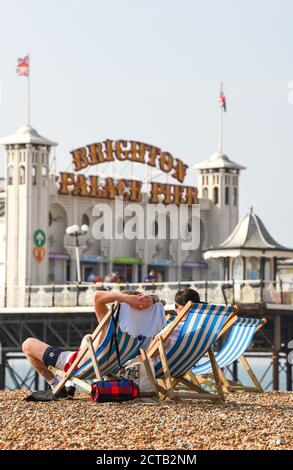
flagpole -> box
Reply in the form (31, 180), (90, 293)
(218, 82), (223, 153)
(218, 103), (223, 153)
(27, 54), (30, 126)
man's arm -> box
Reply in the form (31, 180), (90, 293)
(93, 290), (153, 323)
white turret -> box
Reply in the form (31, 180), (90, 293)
(194, 151), (245, 247)
(0, 125), (57, 290)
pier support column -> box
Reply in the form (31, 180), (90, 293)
(285, 323), (293, 391)
(286, 361), (292, 391)
(272, 314), (281, 391)
(0, 352), (6, 390)
(232, 360), (238, 383)
(34, 370), (39, 391)
(272, 351), (279, 391)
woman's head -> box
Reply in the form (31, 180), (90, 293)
(174, 288), (200, 313)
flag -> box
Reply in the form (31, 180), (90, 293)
(16, 55), (29, 77)
(219, 83), (226, 112)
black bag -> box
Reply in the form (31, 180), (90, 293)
(107, 302), (124, 372)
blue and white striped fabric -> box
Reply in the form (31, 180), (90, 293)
(192, 317), (262, 376)
(73, 319), (148, 380)
(154, 303), (235, 379)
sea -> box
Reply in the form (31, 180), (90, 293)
(4, 355), (289, 391)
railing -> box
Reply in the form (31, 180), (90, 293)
(0, 280), (293, 309)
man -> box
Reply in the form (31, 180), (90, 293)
(22, 290), (164, 401)
(174, 287), (200, 314)
(152, 287), (201, 362)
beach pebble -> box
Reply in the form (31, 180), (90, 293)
(0, 391), (292, 450)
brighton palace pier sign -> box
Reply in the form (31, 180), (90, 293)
(58, 139), (199, 205)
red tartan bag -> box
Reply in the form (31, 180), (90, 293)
(90, 379), (140, 403)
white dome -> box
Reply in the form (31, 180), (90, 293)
(0, 125), (57, 146)
(194, 150), (245, 171)
(210, 151), (229, 161)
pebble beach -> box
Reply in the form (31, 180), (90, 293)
(0, 391), (292, 450)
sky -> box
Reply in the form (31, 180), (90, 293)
(0, 0), (292, 245)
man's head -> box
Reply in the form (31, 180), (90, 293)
(174, 288), (200, 314)
(121, 290), (141, 296)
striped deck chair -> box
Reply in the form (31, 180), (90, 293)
(49, 306), (150, 395)
(142, 301), (238, 403)
(192, 317), (267, 393)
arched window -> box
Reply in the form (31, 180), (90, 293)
(264, 259), (272, 281)
(213, 186), (219, 205)
(246, 257), (259, 280)
(41, 165), (48, 178)
(81, 213), (90, 227)
(202, 187), (208, 199)
(19, 166), (25, 185)
(49, 212), (53, 226)
(233, 256), (244, 280)
(225, 186), (229, 205)
(32, 165), (37, 185)
(8, 166), (14, 185)
(233, 187), (238, 206)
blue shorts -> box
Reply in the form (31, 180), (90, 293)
(43, 346), (63, 367)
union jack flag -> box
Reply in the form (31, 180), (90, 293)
(219, 83), (226, 112)
(16, 55), (29, 77)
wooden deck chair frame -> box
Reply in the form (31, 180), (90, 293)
(49, 309), (113, 395)
(193, 318), (267, 393)
(141, 301), (238, 404)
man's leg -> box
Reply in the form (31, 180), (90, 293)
(22, 338), (54, 382)
(22, 338), (76, 400)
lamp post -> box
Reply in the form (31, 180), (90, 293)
(66, 224), (89, 283)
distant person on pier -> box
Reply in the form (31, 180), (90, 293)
(144, 269), (157, 284)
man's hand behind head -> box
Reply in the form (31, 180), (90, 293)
(126, 294), (153, 310)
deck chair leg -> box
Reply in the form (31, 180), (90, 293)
(158, 337), (175, 400)
(239, 355), (263, 392)
(179, 375), (210, 395)
(195, 375), (216, 389)
(87, 336), (102, 381)
(217, 367), (231, 393)
(140, 349), (159, 398)
(208, 348), (224, 399)
(178, 376), (213, 395)
(52, 375), (68, 395)
(156, 379), (168, 401)
(187, 371), (221, 393)
(186, 371), (201, 387)
(49, 366), (92, 392)
(191, 370), (229, 392)
(175, 376), (223, 404)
